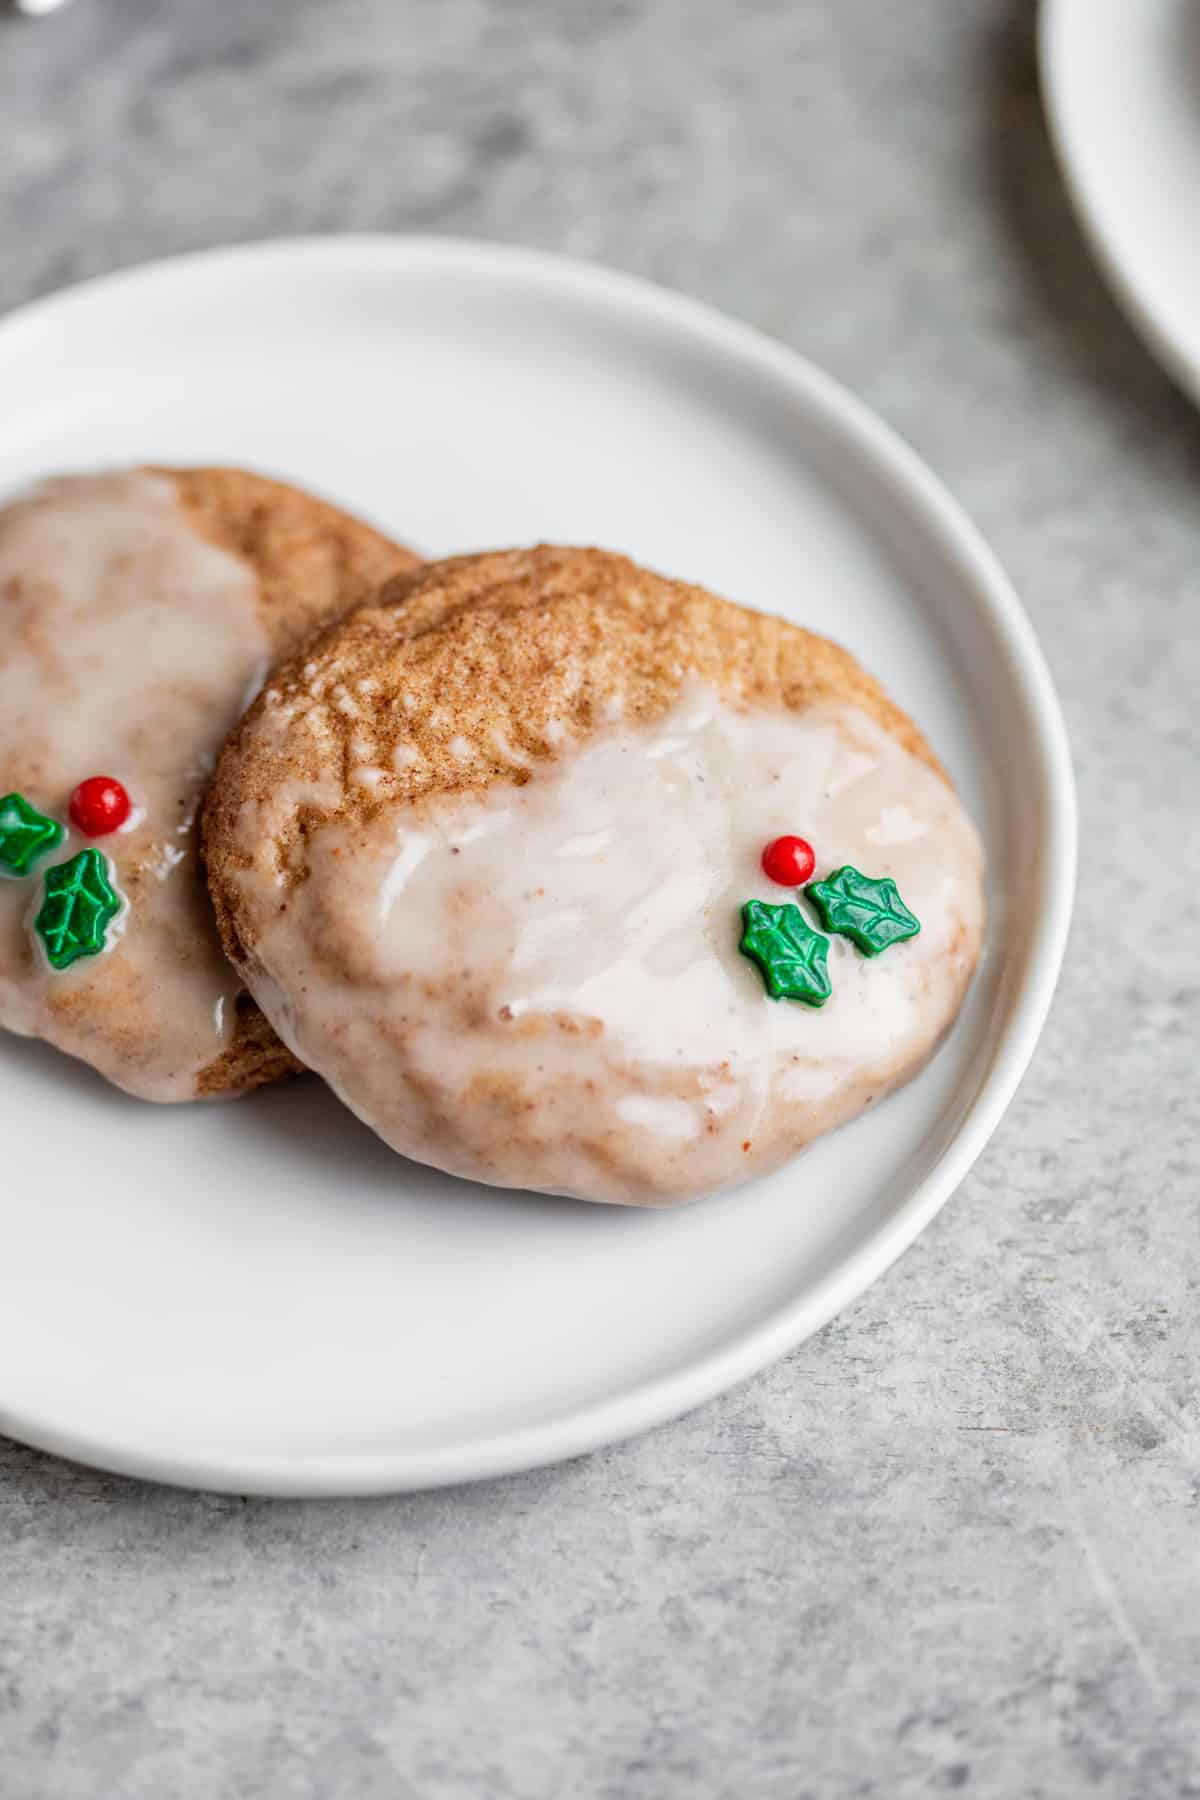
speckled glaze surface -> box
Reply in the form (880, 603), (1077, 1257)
(217, 681), (984, 1204)
(0, 3), (1195, 1798)
(0, 473), (263, 1098)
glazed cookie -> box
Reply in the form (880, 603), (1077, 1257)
(0, 468), (419, 1100)
(205, 547), (985, 1205)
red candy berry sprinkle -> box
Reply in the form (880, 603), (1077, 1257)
(69, 776), (131, 838)
(761, 835), (816, 888)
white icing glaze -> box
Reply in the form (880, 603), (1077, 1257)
(0, 472), (268, 1100)
(234, 682), (985, 1203)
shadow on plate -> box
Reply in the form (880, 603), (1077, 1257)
(0, 1015), (655, 1229)
(229, 1064), (632, 1229)
(0, 1024), (148, 1114)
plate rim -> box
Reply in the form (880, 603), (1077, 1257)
(0, 235), (1077, 1495)
(1039, 0), (1200, 402)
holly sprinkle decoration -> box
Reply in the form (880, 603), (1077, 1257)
(69, 775), (131, 838)
(34, 848), (123, 971)
(739, 899), (831, 1007)
(761, 834), (816, 888)
(806, 864), (920, 957)
(0, 791), (64, 877)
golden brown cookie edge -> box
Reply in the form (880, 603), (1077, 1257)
(202, 545), (950, 987)
(159, 466), (420, 1097)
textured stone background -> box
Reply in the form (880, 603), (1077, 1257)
(2, 1), (1198, 1795)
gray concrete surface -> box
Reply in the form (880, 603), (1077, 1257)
(2, 1), (1198, 1794)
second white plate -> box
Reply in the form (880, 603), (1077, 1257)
(0, 238), (1074, 1494)
(1041, 0), (1200, 399)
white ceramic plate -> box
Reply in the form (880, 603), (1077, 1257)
(0, 239), (1074, 1495)
(1041, 0), (1200, 399)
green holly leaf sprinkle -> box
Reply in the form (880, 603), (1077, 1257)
(34, 849), (122, 971)
(738, 899), (832, 1006)
(0, 792), (64, 877)
(806, 864), (920, 957)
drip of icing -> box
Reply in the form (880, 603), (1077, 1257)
(0, 472), (269, 1100)
(234, 681), (986, 1203)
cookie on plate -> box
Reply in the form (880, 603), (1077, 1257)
(0, 467), (419, 1101)
(205, 546), (985, 1205)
